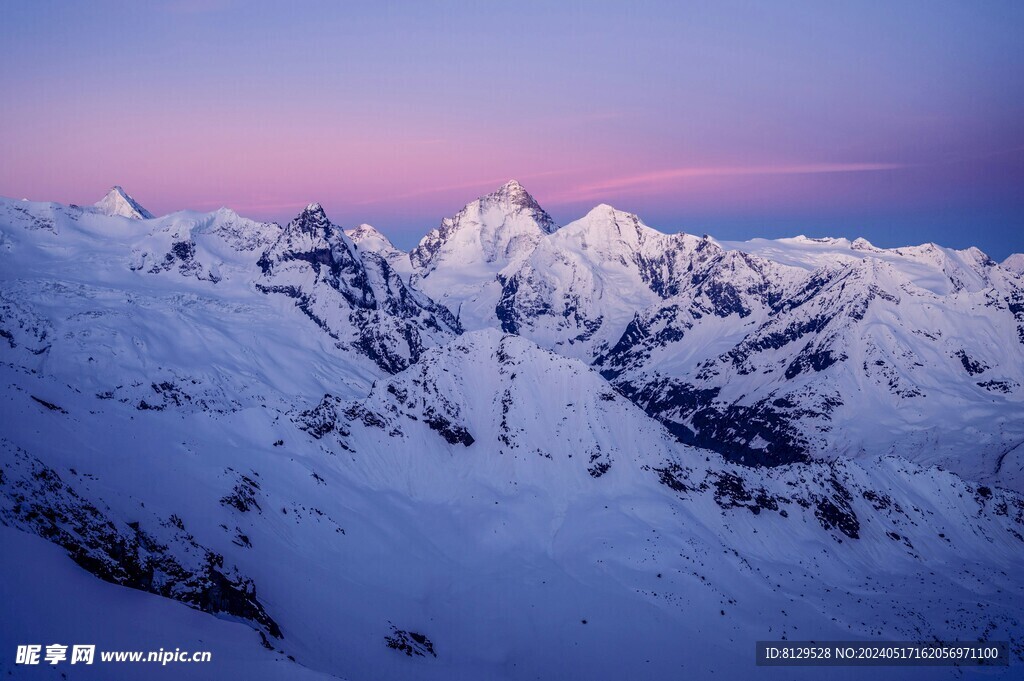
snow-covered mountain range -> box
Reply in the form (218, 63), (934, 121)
(1, 184), (1022, 680)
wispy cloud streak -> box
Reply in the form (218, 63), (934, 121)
(552, 163), (906, 203)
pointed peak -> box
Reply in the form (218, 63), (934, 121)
(287, 202), (333, 237)
(583, 203), (633, 221)
(466, 179), (556, 234)
(212, 206), (241, 219)
(480, 178), (527, 198)
(93, 185), (153, 220)
(295, 202), (329, 220)
(410, 180), (558, 270)
(345, 223), (396, 250)
(481, 179), (532, 203)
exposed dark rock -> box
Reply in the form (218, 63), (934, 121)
(385, 625), (436, 658)
(296, 394), (345, 440)
(615, 378), (810, 467)
(256, 205), (459, 374)
(220, 472), (262, 514)
(956, 350), (989, 376)
(811, 477), (860, 539)
(31, 396), (67, 413)
(423, 413), (474, 447)
(0, 445), (280, 638)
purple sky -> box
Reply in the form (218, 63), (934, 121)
(1, 1), (1022, 257)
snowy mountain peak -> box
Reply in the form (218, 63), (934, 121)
(588, 202), (619, 215)
(564, 204), (657, 249)
(789, 235), (854, 248)
(256, 202), (346, 279)
(93, 185), (153, 220)
(406, 180), (560, 330)
(572, 203), (636, 227)
(1003, 252), (1024, 275)
(480, 179), (555, 232)
(298, 202), (327, 220)
(958, 245), (997, 270)
(288, 202), (333, 238)
(346, 223), (395, 250)
(409, 181), (557, 275)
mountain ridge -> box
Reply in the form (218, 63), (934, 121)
(3, 184), (1022, 488)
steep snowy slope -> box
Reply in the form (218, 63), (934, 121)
(410, 180), (557, 329)
(2, 328), (1022, 680)
(0, 528), (334, 681)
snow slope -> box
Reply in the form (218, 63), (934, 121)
(0, 527), (332, 680)
(2, 327), (1022, 680)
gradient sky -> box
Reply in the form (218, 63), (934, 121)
(2, 1), (1023, 257)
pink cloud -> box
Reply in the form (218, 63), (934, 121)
(550, 163), (906, 204)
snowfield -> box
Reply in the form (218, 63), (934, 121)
(1, 184), (1022, 680)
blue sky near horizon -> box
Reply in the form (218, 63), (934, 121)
(1, 0), (1022, 257)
